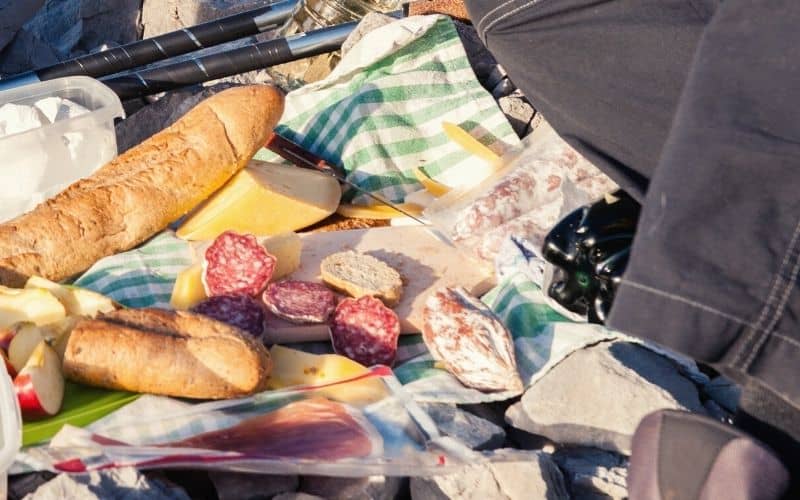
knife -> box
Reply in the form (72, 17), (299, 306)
(265, 133), (429, 225)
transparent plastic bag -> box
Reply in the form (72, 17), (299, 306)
(28, 367), (476, 476)
(425, 119), (618, 268)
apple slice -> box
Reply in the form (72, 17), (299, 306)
(13, 341), (64, 420)
(0, 326), (15, 351)
(25, 276), (118, 318)
(8, 323), (46, 373)
(0, 285), (66, 328)
(8, 318), (79, 371)
(1, 350), (16, 378)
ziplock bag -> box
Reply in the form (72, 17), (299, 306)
(28, 366), (477, 476)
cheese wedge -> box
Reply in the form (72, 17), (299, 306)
(261, 232), (302, 280)
(267, 345), (387, 404)
(176, 160), (341, 241)
(170, 264), (206, 310)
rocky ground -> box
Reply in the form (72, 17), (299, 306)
(0, 2), (741, 499)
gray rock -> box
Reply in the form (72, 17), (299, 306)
(25, 467), (190, 500)
(498, 93), (536, 138)
(419, 402), (506, 450)
(208, 472), (298, 500)
(453, 21), (497, 87)
(273, 494), (326, 500)
(300, 475), (405, 500)
(21, 0), (82, 57)
(704, 375), (741, 413)
(0, 26), (60, 75)
(458, 401), (510, 429)
(77, 0), (142, 52)
(553, 447), (629, 500)
(0, 0), (45, 52)
(506, 341), (706, 454)
(141, 0), (271, 39)
(410, 449), (569, 500)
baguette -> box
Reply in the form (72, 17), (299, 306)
(0, 85), (284, 287)
(63, 308), (271, 399)
(320, 250), (403, 307)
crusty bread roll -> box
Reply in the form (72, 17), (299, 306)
(63, 308), (272, 399)
(0, 85), (284, 287)
(320, 250), (403, 307)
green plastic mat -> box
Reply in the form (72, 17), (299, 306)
(22, 382), (140, 446)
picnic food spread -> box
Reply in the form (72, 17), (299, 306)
(0, 79), (520, 436)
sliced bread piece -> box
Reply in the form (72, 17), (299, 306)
(320, 251), (403, 307)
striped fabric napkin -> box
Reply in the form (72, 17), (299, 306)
(254, 14), (520, 202)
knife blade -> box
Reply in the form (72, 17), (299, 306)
(265, 133), (429, 225)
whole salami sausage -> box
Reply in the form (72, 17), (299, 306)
(191, 294), (266, 337)
(330, 296), (400, 367)
(422, 286), (523, 393)
(203, 231), (276, 297)
(262, 280), (336, 324)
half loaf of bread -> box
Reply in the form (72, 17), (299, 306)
(63, 308), (272, 399)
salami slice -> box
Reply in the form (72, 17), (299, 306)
(203, 231), (276, 297)
(330, 296), (400, 367)
(262, 280), (336, 324)
(191, 294), (265, 337)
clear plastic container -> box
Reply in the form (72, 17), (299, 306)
(0, 368), (22, 499)
(0, 76), (124, 223)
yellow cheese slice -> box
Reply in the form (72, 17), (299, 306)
(177, 160), (342, 241)
(169, 264), (206, 310)
(267, 345), (387, 404)
(336, 202), (425, 220)
(442, 121), (503, 168)
(412, 167), (451, 197)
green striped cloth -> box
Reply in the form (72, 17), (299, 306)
(254, 14), (520, 203)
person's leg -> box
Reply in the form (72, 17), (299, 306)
(466, 0), (800, 493)
(463, 0), (718, 200)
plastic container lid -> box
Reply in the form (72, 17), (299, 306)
(0, 367), (22, 475)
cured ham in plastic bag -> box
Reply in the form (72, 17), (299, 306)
(30, 367), (477, 477)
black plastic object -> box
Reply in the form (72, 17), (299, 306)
(0, 0), (300, 91)
(103, 21), (359, 100)
(541, 191), (641, 324)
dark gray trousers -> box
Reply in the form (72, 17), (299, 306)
(465, 0), (800, 474)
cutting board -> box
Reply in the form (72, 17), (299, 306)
(263, 226), (495, 343)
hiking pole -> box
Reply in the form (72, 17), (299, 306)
(101, 18), (371, 100)
(0, 0), (301, 92)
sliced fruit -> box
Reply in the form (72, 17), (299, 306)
(170, 264), (207, 310)
(0, 326), (15, 351)
(336, 202), (426, 220)
(267, 345), (386, 404)
(0, 286), (66, 328)
(25, 276), (118, 318)
(2, 350), (16, 378)
(177, 161), (341, 241)
(7, 318), (76, 372)
(8, 323), (48, 373)
(442, 121), (503, 167)
(412, 167), (451, 197)
(14, 341), (65, 420)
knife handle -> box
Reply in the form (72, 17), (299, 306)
(265, 133), (345, 176)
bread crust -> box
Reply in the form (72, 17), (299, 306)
(0, 85), (284, 287)
(63, 308), (272, 399)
